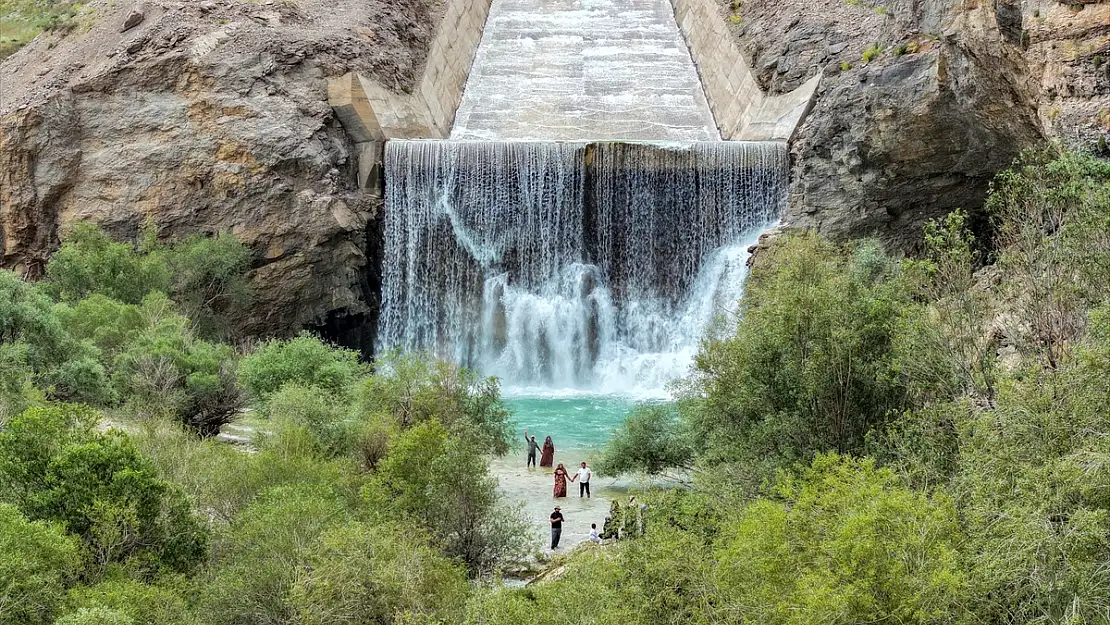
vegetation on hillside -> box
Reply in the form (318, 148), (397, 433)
(0, 147), (1107, 624)
(0, 0), (83, 59)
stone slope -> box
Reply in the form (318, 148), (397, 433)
(0, 0), (442, 342)
(722, 0), (1109, 248)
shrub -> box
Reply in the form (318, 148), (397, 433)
(0, 405), (208, 577)
(44, 223), (170, 305)
(595, 404), (693, 477)
(64, 577), (190, 625)
(163, 233), (251, 338)
(713, 454), (967, 623)
(261, 383), (351, 459)
(0, 504), (82, 625)
(112, 293), (241, 433)
(366, 421), (532, 574)
(679, 234), (947, 478)
(197, 486), (350, 625)
(0, 270), (108, 403)
(53, 607), (135, 625)
(987, 148), (1110, 367)
(238, 333), (365, 401)
(359, 352), (512, 456)
(290, 521), (469, 625)
(862, 44), (883, 62)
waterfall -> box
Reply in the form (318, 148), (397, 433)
(378, 140), (788, 396)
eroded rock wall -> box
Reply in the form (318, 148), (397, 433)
(0, 0), (442, 338)
(722, 0), (1108, 248)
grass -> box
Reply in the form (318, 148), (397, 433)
(0, 0), (83, 59)
(861, 44), (883, 63)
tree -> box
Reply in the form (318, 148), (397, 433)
(290, 521), (469, 625)
(359, 352), (512, 456)
(44, 223), (170, 305)
(0, 504), (82, 625)
(0, 405), (208, 578)
(366, 421), (532, 574)
(111, 293), (241, 433)
(63, 577), (190, 625)
(713, 454), (966, 624)
(0, 270), (109, 404)
(164, 233), (252, 338)
(680, 234), (949, 478)
(238, 333), (365, 401)
(594, 404), (693, 477)
(988, 148), (1110, 368)
(197, 486), (350, 625)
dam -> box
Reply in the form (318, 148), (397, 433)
(327, 0), (818, 446)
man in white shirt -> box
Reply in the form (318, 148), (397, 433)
(571, 461), (592, 498)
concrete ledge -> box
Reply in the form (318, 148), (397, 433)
(328, 0), (492, 158)
(670, 0), (820, 141)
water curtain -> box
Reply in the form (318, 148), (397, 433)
(379, 139), (788, 394)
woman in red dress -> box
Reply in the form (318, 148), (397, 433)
(539, 436), (555, 468)
(553, 463), (569, 498)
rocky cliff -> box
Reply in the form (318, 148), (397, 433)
(723, 0), (1109, 247)
(2, 0), (1106, 345)
(0, 0), (442, 346)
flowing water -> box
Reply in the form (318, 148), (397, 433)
(379, 0), (791, 550)
(379, 140), (787, 406)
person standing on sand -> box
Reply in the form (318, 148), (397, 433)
(550, 506), (564, 549)
(540, 435), (555, 468)
(553, 463), (569, 498)
(570, 461), (591, 498)
(524, 429), (542, 468)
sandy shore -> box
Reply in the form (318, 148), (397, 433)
(488, 454), (635, 552)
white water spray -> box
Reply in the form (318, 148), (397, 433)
(378, 140), (788, 397)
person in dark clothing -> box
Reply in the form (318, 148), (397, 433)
(601, 500), (620, 540)
(550, 506), (564, 549)
(524, 429), (542, 468)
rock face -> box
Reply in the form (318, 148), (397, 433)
(1, 0), (1106, 346)
(0, 0), (441, 344)
(723, 0), (1109, 248)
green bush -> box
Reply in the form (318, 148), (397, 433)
(0, 270), (109, 403)
(197, 486), (350, 625)
(290, 521), (469, 625)
(260, 383), (351, 459)
(679, 234), (949, 479)
(111, 293), (241, 433)
(714, 454), (966, 623)
(238, 333), (365, 401)
(63, 577), (190, 625)
(594, 404), (693, 477)
(53, 607), (135, 625)
(359, 351), (512, 456)
(366, 421), (532, 574)
(55, 295), (144, 360)
(862, 44), (883, 62)
(0, 405), (208, 577)
(0, 503), (82, 625)
(45, 224), (171, 306)
(44, 224), (251, 338)
(987, 148), (1110, 367)
(164, 233), (251, 338)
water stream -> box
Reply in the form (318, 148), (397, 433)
(378, 140), (787, 401)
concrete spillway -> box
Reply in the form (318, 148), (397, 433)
(451, 0), (719, 141)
